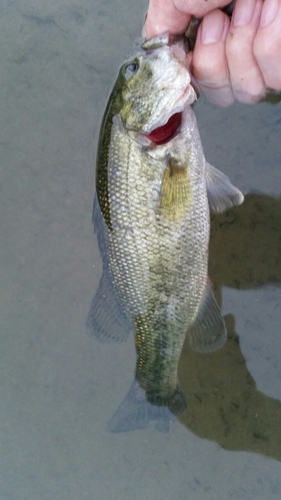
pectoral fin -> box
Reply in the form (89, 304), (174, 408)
(159, 160), (193, 221)
(188, 281), (227, 353)
(85, 270), (133, 342)
(206, 162), (244, 213)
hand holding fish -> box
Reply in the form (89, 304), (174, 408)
(143, 0), (281, 106)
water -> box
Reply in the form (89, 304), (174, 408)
(1, 0), (281, 498)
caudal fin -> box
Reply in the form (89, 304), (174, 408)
(107, 379), (176, 433)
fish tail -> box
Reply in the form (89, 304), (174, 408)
(107, 379), (176, 433)
(146, 383), (187, 414)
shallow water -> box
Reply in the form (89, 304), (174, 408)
(1, 1), (281, 499)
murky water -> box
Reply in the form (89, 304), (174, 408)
(1, 1), (281, 499)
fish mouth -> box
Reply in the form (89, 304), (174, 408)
(144, 112), (182, 145)
(142, 82), (197, 145)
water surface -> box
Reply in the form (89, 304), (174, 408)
(1, 1), (281, 498)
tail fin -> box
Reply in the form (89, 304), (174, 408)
(107, 379), (176, 433)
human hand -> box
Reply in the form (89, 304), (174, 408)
(143, 0), (281, 106)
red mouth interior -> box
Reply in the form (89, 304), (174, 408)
(145, 112), (182, 145)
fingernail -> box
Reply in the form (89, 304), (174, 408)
(201, 14), (225, 44)
(233, 0), (256, 26)
(260, 0), (278, 27)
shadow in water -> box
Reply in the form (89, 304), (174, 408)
(96, 193), (281, 460)
(179, 314), (281, 462)
(177, 193), (281, 461)
(209, 192), (281, 297)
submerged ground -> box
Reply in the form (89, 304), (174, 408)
(1, 0), (281, 498)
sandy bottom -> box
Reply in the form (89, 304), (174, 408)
(1, 1), (281, 498)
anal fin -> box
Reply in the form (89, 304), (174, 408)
(188, 281), (227, 353)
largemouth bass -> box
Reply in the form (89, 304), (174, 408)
(86, 34), (244, 416)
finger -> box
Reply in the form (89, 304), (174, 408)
(191, 10), (235, 107)
(254, 0), (281, 90)
(174, 0), (231, 18)
(143, 0), (191, 37)
(226, 0), (266, 103)
(143, 0), (231, 37)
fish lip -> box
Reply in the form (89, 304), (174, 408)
(144, 112), (182, 145)
(141, 83), (197, 135)
(144, 106), (184, 135)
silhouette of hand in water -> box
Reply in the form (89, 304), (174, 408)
(143, 0), (281, 106)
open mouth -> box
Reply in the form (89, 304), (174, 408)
(144, 112), (182, 145)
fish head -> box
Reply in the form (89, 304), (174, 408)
(119, 34), (197, 143)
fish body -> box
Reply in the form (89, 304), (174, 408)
(86, 34), (244, 415)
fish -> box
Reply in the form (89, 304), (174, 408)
(85, 33), (244, 419)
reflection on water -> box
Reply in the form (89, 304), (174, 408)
(101, 193), (281, 463)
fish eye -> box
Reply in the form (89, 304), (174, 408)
(123, 60), (139, 79)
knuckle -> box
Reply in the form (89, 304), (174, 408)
(226, 30), (248, 58)
(192, 48), (225, 81)
(254, 33), (281, 89)
(254, 32), (281, 59)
